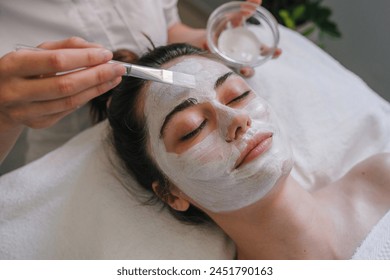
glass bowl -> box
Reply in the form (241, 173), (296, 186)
(207, 1), (280, 68)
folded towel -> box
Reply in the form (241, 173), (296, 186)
(352, 210), (390, 259)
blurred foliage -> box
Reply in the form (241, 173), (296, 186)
(262, 0), (341, 46)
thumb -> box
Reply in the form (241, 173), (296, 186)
(239, 66), (255, 77)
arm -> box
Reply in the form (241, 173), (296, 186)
(167, 22), (207, 49)
(0, 37), (126, 164)
(168, 0), (280, 77)
(168, 0), (263, 49)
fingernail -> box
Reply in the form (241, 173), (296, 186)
(112, 64), (126, 76)
(240, 68), (248, 76)
(101, 49), (113, 60)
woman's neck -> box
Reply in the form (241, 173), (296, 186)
(210, 175), (342, 259)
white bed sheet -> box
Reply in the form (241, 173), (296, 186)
(1, 26), (389, 259)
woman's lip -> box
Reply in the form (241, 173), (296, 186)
(234, 132), (273, 169)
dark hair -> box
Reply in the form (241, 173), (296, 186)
(90, 43), (213, 224)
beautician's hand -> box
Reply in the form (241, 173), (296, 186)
(168, 0), (281, 78)
(0, 37), (125, 163)
(0, 37), (125, 130)
(169, 0), (269, 50)
(236, 0), (282, 77)
(239, 49), (282, 77)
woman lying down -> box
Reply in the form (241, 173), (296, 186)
(91, 43), (390, 260)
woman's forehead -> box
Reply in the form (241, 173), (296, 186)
(166, 56), (230, 77)
(146, 57), (231, 114)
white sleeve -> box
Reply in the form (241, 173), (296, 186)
(161, 0), (181, 28)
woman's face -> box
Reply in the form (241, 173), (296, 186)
(144, 56), (292, 213)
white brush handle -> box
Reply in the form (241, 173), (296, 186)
(108, 61), (167, 83)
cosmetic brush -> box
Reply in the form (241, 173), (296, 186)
(15, 44), (196, 89)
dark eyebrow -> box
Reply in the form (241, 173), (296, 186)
(159, 97), (198, 138)
(214, 71), (234, 89)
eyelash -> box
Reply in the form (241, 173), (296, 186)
(179, 91), (251, 142)
(180, 119), (208, 141)
(226, 90), (251, 105)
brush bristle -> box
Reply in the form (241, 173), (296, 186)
(172, 72), (196, 89)
(161, 70), (173, 85)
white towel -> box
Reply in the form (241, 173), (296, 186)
(0, 121), (234, 259)
(352, 210), (390, 259)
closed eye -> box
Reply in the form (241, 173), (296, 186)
(180, 119), (208, 141)
(226, 90), (251, 106)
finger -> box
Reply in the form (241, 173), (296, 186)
(240, 1), (258, 16)
(17, 63), (125, 102)
(8, 76), (121, 120)
(38, 37), (103, 50)
(227, 0), (261, 28)
(23, 108), (75, 129)
(272, 48), (282, 59)
(239, 67), (255, 77)
(259, 45), (282, 59)
(34, 76), (122, 115)
(12, 47), (113, 77)
(229, 2), (258, 27)
(246, 0), (262, 5)
(202, 40), (209, 51)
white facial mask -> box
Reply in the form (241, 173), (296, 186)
(145, 57), (292, 213)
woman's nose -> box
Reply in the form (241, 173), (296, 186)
(225, 114), (251, 142)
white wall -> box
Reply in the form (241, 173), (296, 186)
(322, 0), (390, 101)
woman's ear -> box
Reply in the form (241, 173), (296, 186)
(152, 181), (190, 211)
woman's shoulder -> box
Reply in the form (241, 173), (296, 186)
(350, 153), (390, 182)
(339, 153), (390, 239)
(315, 153), (390, 201)
(344, 153), (390, 198)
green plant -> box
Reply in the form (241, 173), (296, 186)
(262, 0), (341, 46)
